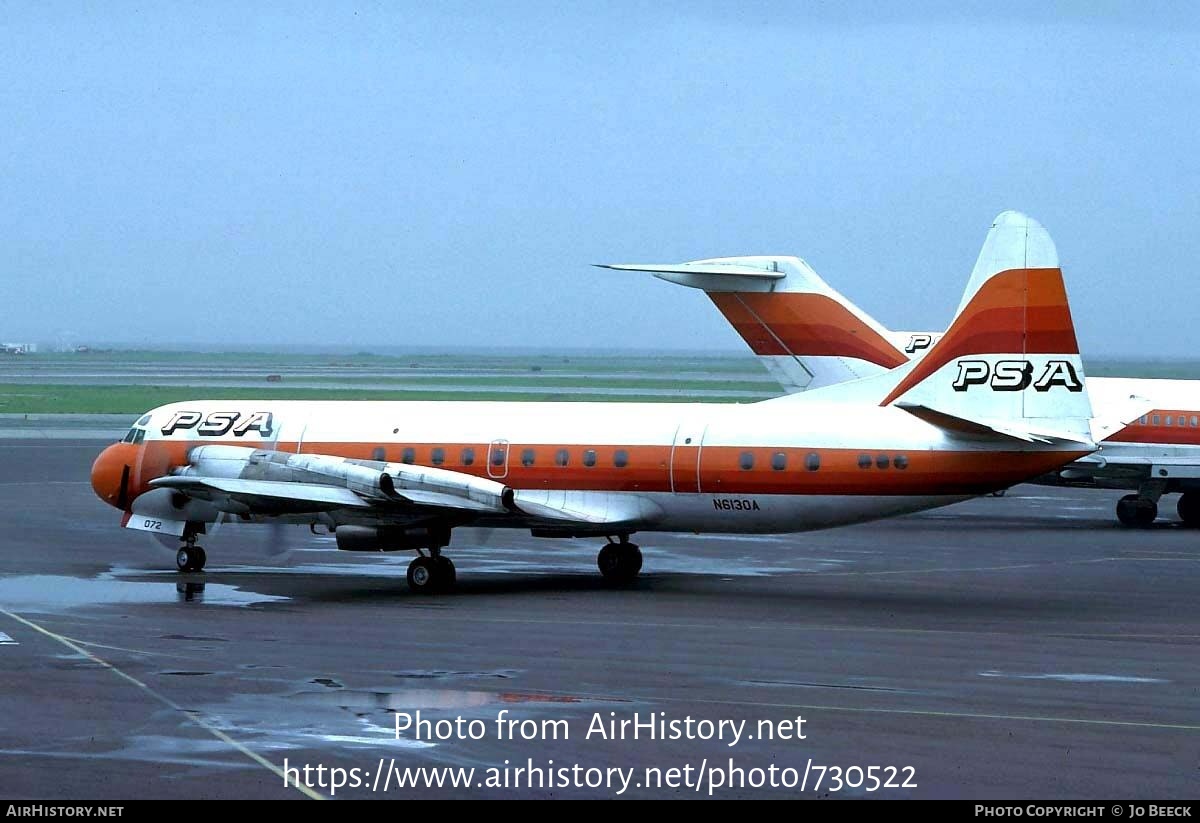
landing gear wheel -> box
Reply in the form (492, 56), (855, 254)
(434, 556), (457, 587)
(1116, 494), (1157, 528)
(176, 546), (206, 572)
(597, 542), (642, 584)
(1178, 493), (1200, 527)
(407, 555), (454, 593)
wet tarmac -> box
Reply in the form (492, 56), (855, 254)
(1, 440), (1198, 799)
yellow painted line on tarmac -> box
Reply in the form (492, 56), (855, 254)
(0, 607), (325, 800)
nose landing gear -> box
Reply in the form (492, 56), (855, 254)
(175, 541), (207, 573)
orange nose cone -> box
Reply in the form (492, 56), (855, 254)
(91, 443), (139, 510)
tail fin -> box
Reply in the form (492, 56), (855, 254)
(598, 256), (905, 390)
(878, 211), (1094, 443)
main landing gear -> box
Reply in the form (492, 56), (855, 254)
(597, 536), (642, 584)
(1178, 492), (1200, 528)
(1115, 480), (1165, 528)
(1115, 485), (1200, 528)
(406, 550), (456, 594)
(1116, 494), (1158, 528)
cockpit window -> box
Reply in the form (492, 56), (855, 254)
(122, 428), (137, 444)
(132, 429), (146, 445)
(136, 414), (152, 427)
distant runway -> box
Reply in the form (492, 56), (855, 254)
(1, 440), (1197, 798)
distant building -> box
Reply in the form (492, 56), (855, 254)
(1, 342), (37, 354)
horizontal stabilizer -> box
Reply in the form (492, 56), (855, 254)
(896, 402), (1093, 445)
(596, 262), (786, 279)
(1087, 393), (1157, 442)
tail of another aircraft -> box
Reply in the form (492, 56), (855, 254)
(597, 255), (905, 391)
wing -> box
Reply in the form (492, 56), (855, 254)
(143, 446), (662, 530)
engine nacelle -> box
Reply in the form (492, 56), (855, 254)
(334, 525), (451, 552)
(178, 446), (512, 511)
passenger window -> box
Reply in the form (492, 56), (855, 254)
(461, 447), (475, 466)
(491, 448), (506, 466)
(521, 448), (535, 467)
(431, 447), (445, 466)
(402, 447), (415, 464)
(555, 448), (570, 467)
(371, 447), (386, 461)
(739, 451), (754, 470)
(1192, 416), (1199, 427)
(894, 455), (909, 470)
(613, 449), (629, 468)
(876, 454), (890, 469)
(771, 452), (786, 471)
(805, 452), (820, 472)
(583, 449), (597, 467)
(1139, 416), (1147, 425)
(1166, 416), (1174, 426)
(1152, 415), (1160, 425)
(858, 454), (872, 469)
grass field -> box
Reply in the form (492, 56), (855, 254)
(0, 384), (762, 414)
(6, 349), (765, 376)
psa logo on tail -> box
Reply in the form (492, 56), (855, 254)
(904, 334), (939, 354)
(952, 360), (1083, 393)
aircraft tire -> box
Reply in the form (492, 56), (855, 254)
(1116, 495), (1156, 528)
(1177, 493), (1200, 527)
(434, 556), (457, 588)
(598, 542), (642, 583)
(176, 546), (206, 572)
(407, 556), (442, 593)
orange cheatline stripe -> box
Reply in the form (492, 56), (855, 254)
(880, 268), (1078, 406)
(123, 439), (1089, 501)
(708, 292), (908, 368)
(1106, 409), (1200, 446)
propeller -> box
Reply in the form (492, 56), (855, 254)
(207, 512), (296, 566)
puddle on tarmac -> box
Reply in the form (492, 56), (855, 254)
(0, 574), (288, 611)
(738, 678), (917, 694)
(191, 686), (612, 754)
(393, 669), (519, 681)
(160, 671), (211, 677)
(296, 687), (583, 713)
(979, 670), (1168, 684)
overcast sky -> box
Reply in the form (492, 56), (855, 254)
(1, 3), (1197, 355)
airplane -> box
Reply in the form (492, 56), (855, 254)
(91, 212), (1119, 592)
(603, 212), (1199, 529)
